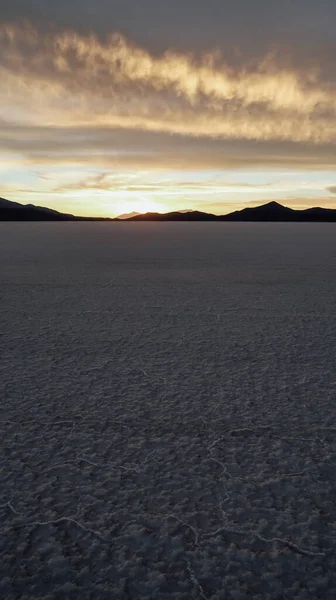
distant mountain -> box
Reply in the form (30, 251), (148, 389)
(222, 201), (336, 222)
(116, 209), (194, 219)
(128, 210), (218, 221)
(129, 202), (336, 222)
(116, 211), (141, 219)
(1, 197), (336, 222)
(0, 197), (76, 221)
(220, 201), (295, 221)
(0, 197), (111, 221)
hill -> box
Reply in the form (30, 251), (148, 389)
(220, 201), (295, 221)
(128, 210), (218, 221)
(116, 211), (141, 219)
(129, 202), (336, 222)
(1, 198), (336, 222)
(0, 198), (112, 221)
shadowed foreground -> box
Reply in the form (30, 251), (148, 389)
(1, 222), (336, 599)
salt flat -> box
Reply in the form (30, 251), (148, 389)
(1, 222), (336, 599)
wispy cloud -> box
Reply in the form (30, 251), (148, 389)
(52, 174), (277, 194)
(1, 122), (336, 172)
(279, 196), (336, 208)
(52, 173), (134, 193)
(0, 23), (335, 144)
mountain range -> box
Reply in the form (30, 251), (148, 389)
(0, 197), (111, 221)
(1, 197), (336, 222)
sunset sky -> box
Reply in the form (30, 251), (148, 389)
(1, 0), (335, 217)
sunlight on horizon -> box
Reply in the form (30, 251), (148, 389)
(114, 197), (168, 216)
(2, 165), (336, 217)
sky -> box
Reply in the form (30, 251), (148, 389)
(0, 0), (335, 217)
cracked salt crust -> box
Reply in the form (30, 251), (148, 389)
(0, 222), (336, 599)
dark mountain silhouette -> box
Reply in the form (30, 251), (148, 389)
(116, 209), (194, 219)
(1, 197), (336, 222)
(128, 210), (218, 221)
(129, 201), (336, 222)
(220, 201), (295, 221)
(116, 211), (141, 219)
(0, 197), (112, 221)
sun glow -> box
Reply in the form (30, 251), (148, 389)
(115, 197), (167, 216)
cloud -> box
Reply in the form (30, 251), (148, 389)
(0, 22), (335, 146)
(50, 175), (297, 195)
(279, 196), (336, 209)
(327, 185), (336, 194)
(1, 1), (335, 68)
(52, 173), (125, 193)
(1, 121), (336, 173)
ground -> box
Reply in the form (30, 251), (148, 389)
(0, 222), (336, 599)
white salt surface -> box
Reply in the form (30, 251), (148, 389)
(1, 222), (336, 599)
